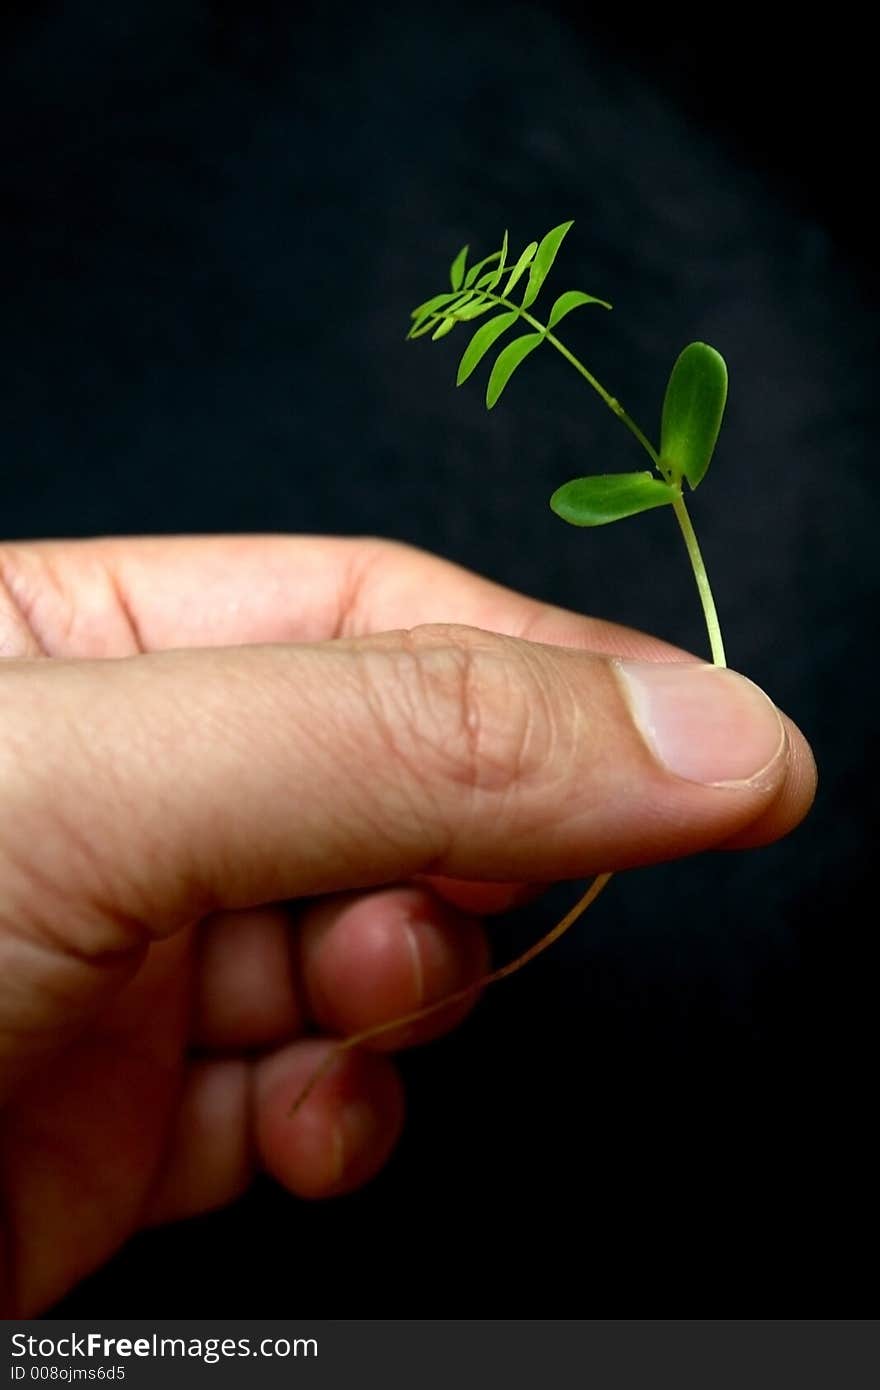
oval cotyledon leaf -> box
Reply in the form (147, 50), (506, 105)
(659, 342), (728, 490)
(550, 472), (678, 526)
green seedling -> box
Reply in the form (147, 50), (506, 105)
(291, 222), (728, 1115)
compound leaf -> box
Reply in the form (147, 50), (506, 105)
(550, 472), (677, 526)
(659, 342), (728, 490)
(456, 310), (519, 385)
(521, 221), (574, 309)
(486, 331), (544, 408)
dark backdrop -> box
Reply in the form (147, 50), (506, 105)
(1, 1), (874, 1314)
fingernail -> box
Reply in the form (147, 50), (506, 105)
(333, 1099), (383, 1183)
(614, 661), (786, 787)
(402, 920), (425, 1007)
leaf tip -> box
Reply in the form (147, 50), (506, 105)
(449, 243), (469, 291)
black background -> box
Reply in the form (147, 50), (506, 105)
(1, 1), (875, 1313)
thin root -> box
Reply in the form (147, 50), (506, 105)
(287, 872), (613, 1118)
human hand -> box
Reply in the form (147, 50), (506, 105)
(0, 534), (816, 1313)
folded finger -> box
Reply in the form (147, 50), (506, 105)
(143, 1058), (252, 1227)
(191, 907), (305, 1052)
(298, 886), (490, 1051)
(1, 533), (684, 660)
(254, 1039), (404, 1200)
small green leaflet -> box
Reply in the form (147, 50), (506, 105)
(486, 331), (544, 408)
(449, 244), (469, 291)
(457, 310), (519, 385)
(550, 472), (678, 526)
(463, 230), (508, 293)
(501, 241), (538, 298)
(482, 229), (509, 291)
(521, 221), (573, 309)
(547, 289), (610, 329)
(452, 296), (494, 322)
(408, 290), (472, 338)
(464, 248), (502, 289)
(409, 289), (466, 323)
(431, 315), (458, 340)
(659, 342), (728, 490)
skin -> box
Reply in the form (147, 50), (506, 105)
(0, 534), (816, 1315)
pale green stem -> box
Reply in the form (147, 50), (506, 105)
(493, 295), (662, 466)
(670, 494), (727, 668)
(482, 291), (727, 668)
(289, 872), (613, 1118)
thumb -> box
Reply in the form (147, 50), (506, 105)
(0, 624), (813, 1081)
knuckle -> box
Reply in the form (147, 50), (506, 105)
(0, 544), (52, 657)
(0, 542), (140, 659)
(361, 624), (556, 801)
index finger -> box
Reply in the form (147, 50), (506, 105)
(0, 534), (687, 661)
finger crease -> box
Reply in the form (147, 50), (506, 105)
(0, 554), (49, 658)
(103, 564), (145, 654)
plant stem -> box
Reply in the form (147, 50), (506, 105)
(491, 294), (662, 467)
(485, 292), (727, 668)
(289, 872), (613, 1118)
(547, 331), (662, 467)
(670, 493), (727, 668)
